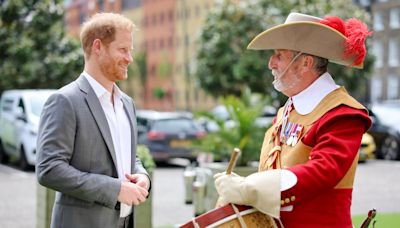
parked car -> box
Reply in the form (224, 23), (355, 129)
(367, 100), (400, 160)
(136, 110), (206, 163)
(200, 104), (277, 132)
(0, 89), (56, 169)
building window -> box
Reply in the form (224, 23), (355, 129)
(373, 11), (384, 31)
(142, 16), (148, 27)
(186, 8), (191, 19)
(122, 0), (141, 9)
(195, 5), (201, 17)
(184, 35), (189, 46)
(152, 14), (157, 26)
(388, 75), (399, 99)
(168, 37), (173, 48)
(159, 12), (164, 24)
(150, 64), (156, 75)
(389, 38), (399, 67)
(390, 8), (400, 29)
(64, 0), (72, 7)
(159, 38), (164, 50)
(373, 40), (384, 68)
(371, 77), (383, 102)
(152, 39), (157, 51)
(98, 0), (104, 11)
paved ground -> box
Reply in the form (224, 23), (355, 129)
(352, 160), (400, 215)
(0, 160), (399, 228)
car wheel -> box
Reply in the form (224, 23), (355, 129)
(0, 140), (9, 164)
(381, 136), (400, 160)
(19, 146), (30, 170)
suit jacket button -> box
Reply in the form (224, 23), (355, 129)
(115, 202), (121, 210)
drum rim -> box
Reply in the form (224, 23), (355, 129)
(206, 208), (258, 228)
(179, 204), (255, 228)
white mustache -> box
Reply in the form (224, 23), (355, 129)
(272, 70), (279, 79)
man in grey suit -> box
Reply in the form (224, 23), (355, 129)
(36, 13), (150, 228)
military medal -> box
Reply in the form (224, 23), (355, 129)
(286, 123), (297, 145)
(286, 134), (294, 145)
(291, 125), (304, 146)
(291, 135), (298, 147)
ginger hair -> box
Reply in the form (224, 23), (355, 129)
(80, 13), (135, 58)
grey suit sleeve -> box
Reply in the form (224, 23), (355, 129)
(36, 93), (120, 209)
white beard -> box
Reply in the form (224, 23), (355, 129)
(272, 70), (284, 92)
(272, 69), (301, 92)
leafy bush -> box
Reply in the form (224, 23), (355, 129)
(195, 90), (268, 166)
(137, 145), (156, 173)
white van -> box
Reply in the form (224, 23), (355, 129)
(0, 89), (56, 169)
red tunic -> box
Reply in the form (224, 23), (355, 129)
(280, 105), (371, 227)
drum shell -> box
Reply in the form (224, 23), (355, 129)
(179, 204), (277, 228)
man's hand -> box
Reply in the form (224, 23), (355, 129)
(125, 173), (150, 190)
(117, 181), (148, 206)
(214, 172), (250, 206)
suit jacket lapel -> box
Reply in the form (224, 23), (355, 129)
(76, 75), (119, 170)
(121, 97), (137, 173)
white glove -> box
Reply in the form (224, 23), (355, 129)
(214, 170), (282, 218)
(214, 172), (250, 206)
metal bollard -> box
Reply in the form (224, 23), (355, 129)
(192, 179), (206, 216)
(183, 165), (196, 204)
(192, 168), (209, 216)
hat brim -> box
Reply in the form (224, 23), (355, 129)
(247, 21), (362, 69)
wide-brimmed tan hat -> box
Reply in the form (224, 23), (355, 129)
(247, 12), (371, 69)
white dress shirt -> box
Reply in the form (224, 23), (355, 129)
(83, 72), (132, 217)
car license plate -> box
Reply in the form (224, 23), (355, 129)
(170, 140), (191, 148)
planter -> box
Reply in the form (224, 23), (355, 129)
(135, 171), (153, 228)
(36, 184), (55, 228)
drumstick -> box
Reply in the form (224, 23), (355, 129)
(226, 148), (241, 174)
(215, 148), (241, 208)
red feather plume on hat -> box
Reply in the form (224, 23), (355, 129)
(319, 16), (372, 66)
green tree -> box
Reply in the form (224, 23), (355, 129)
(0, 0), (83, 93)
(196, 0), (373, 103)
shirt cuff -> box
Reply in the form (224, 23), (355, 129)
(280, 169), (297, 191)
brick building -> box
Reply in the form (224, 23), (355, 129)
(64, 0), (216, 111)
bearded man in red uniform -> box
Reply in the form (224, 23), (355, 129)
(214, 12), (372, 227)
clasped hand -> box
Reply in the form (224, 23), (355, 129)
(214, 172), (251, 207)
(118, 174), (150, 206)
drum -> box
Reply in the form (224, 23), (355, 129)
(179, 204), (278, 228)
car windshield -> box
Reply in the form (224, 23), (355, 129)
(152, 118), (202, 133)
(29, 93), (52, 117)
(372, 104), (400, 126)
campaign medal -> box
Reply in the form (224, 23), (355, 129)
(286, 135), (293, 145)
(285, 123), (296, 145)
(291, 124), (304, 147)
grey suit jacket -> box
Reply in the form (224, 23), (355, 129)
(36, 75), (148, 228)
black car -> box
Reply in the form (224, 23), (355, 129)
(367, 100), (400, 160)
(136, 110), (206, 163)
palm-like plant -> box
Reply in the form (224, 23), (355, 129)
(195, 89), (267, 166)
